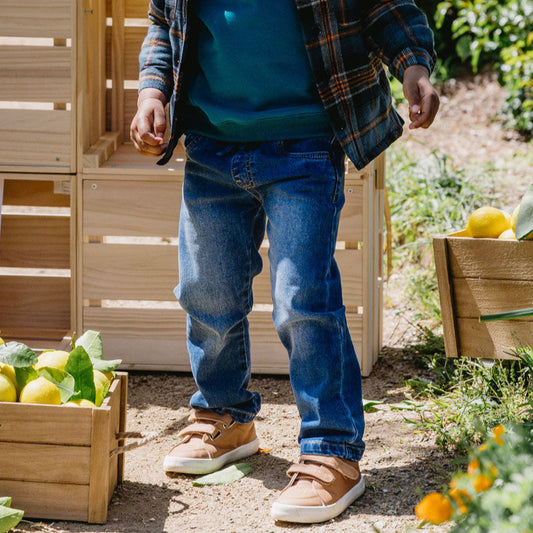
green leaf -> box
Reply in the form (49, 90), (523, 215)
(390, 400), (429, 412)
(192, 463), (252, 486)
(363, 399), (383, 413)
(0, 498), (11, 508)
(65, 347), (96, 403)
(91, 358), (122, 374)
(75, 330), (104, 360)
(0, 342), (38, 368)
(0, 504), (24, 533)
(37, 368), (77, 404)
(516, 183), (533, 241)
(14, 366), (39, 391)
(480, 307), (533, 322)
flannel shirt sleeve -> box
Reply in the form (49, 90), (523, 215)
(359, 0), (436, 82)
(138, 0), (174, 101)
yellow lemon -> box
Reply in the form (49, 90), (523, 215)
(93, 369), (110, 407)
(35, 350), (70, 371)
(0, 364), (19, 393)
(0, 336), (4, 344)
(510, 205), (520, 232)
(466, 207), (511, 238)
(0, 373), (17, 402)
(498, 228), (516, 240)
(64, 399), (97, 407)
(19, 377), (61, 405)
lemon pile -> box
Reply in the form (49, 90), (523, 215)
(0, 340), (113, 407)
(465, 204), (530, 240)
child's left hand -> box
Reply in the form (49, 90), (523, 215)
(402, 65), (440, 130)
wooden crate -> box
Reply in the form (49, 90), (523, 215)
(0, 372), (127, 523)
(0, 174), (75, 348)
(77, 148), (383, 376)
(0, 0), (77, 172)
(433, 234), (533, 359)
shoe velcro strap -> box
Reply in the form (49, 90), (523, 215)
(190, 410), (233, 426)
(299, 454), (360, 480)
(178, 421), (219, 438)
(286, 463), (336, 484)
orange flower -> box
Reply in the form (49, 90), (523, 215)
(415, 492), (453, 524)
(478, 442), (488, 451)
(449, 487), (468, 514)
(467, 459), (480, 475)
(492, 425), (505, 446)
(473, 474), (493, 493)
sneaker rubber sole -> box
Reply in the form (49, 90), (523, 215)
(163, 438), (260, 475)
(270, 475), (365, 524)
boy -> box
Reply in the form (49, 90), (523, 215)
(131, 0), (439, 523)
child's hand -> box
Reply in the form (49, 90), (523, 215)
(402, 65), (440, 130)
(130, 89), (168, 156)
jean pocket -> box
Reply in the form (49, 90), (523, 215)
(184, 132), (203, 152)
(283, 137), (333, 160)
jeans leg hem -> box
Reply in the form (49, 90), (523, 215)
(299, 441), (364, 462)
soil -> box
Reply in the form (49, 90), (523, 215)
(13, 74), (531, 533)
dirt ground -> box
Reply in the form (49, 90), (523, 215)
(13, 74), (531, 533)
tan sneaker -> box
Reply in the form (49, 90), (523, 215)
(163, 409), (259, 475)
(271, 454), (365, 523)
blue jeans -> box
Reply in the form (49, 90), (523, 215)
(176, 133), (365, 462)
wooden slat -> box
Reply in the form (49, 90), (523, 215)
(0, 215), (70, 268)
(0, 1), (74, 38)
(0, 442), (90, 484)
(0, 276), (70, 329)
(0, 109), (72, 169)
(110, 0), (126, 143)
(447, 237), (533, 281)
(83, 243), (178, 300)
(433, 236), (459, 357)
(83, 179), (180, 236)
(453, 278), (533, 318)
(0, 402), (93, 445)
(82, 307), (364, 373)
(457, 318), (533, 359)
(0, 328), (71, 345)
(125, 0), (150, 18)
(88, 407), (111, 523)
(107, 26), (146, 81)
(3, 179), (71, 207)
(3, 480), (89, 521)
(0, 46), (73, 102)
(338, 177), (364, 242)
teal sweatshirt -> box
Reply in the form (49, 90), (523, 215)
(184, 0), (332, 141)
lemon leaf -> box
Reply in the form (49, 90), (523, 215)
(516, 184), (533, 241)
(91, 358), (122, 373)
(0, 498), (10, 507)
(65, 347), (96, 403)
(0, 342), (37, 367)
(75, 330), (104, 360)
(14, 366), (39, 391)
(363, 399), (383, 412)
(192, 463), (252, 486)
(0, 504), (24, 533)
(37, 368), (77, 404)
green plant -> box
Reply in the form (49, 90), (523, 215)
(416, 423), (533, 532)
(405, 345), (533, 454)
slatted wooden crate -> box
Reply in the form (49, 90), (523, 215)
(76, 0), (384, 376)
(433, 234), (533, 359)
(0, 175), (75, 349)
(0, 373), (127, 523)
(0, 0), (77, 172)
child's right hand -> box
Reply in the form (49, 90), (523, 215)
(130, 88), (168, 156)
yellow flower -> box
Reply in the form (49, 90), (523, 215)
(449, 486), (468, 514)
(473, 474), (493, 493)
(415, 492), (453, 524)
(492, 425), (505, 446)
(478, 442), (488, 451)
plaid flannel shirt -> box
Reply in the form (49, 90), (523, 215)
(139, 0), (436, 169)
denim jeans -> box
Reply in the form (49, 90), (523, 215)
(176, 133), (365, 461)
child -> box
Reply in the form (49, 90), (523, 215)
(131, 0), (439, 524)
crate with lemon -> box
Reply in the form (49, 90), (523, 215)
(0, 331), (127, 523)
(433, 184), (533, 360)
